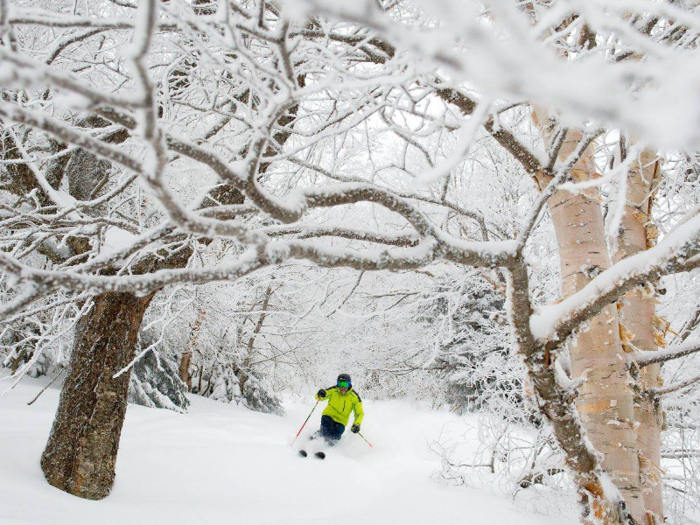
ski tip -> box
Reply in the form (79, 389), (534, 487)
(298, 450), (308, 457)
(314, 451), (326, 459)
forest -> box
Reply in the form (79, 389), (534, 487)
(1, 1), (700, 524)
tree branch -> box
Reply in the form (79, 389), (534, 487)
(634, 340), (700, 367)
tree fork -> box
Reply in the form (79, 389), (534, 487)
(40, 291), (155, 500)
(529, 115), (645, 521)
(507, 264), (636, 525)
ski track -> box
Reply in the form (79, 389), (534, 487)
(0, 379), (577, 525)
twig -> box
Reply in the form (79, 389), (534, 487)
(26, 368), (66, 406)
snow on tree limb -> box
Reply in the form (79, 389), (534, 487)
(531, 214), (700, 347)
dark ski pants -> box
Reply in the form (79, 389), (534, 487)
(318, 415), (345, 445)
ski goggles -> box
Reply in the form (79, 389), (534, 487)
(337, 380), (351, 388)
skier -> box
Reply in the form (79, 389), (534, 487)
(299, 373), (364, 458)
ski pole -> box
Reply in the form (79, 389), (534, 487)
(357, 431), (373, 448)
(291, 400), (319, 446)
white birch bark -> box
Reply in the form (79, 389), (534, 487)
(614, 147), (664, 523)
(533, 110), (645, 523)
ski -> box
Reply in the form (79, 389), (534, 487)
(298, 449), (325, 459)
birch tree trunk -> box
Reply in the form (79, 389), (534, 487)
(180, 308), (206, 391)
(614, 147), (664, 523)
(532, 112), (645, 523)
(41, 292), (154, 500)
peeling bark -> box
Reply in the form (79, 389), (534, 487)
(507, 264), (634, 525)
(533, 114), (645, 523)
(615, 147), (664, 523)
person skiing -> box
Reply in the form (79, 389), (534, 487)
(314, 373), (364, 446)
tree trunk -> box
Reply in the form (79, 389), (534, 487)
(178, 351), (193, 391)
(614, 147), (664, 523)
(40, 291), (154, 500)
(180, 308), (206, 391)
(532, 114), (645, 523)
(239, 283), (274, 393)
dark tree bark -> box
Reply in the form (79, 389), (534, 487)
(40, 291), (154, 500)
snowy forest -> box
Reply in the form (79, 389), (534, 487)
(1, 1), (700, 524)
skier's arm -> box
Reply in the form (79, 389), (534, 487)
(316, 387), (334, 401)
(352, 398), (364, 427)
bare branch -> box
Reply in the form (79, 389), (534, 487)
(654, 374), (700, 396)
(634, 340), (700, 367)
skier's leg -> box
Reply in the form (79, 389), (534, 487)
(326, 419), (345, 446)
(319, 415), (335, 442)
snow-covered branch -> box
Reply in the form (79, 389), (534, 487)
(532, 214), (700, 347)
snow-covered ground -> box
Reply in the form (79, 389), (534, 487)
(0, 379), (577, 525)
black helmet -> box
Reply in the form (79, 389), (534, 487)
(337, 373), (351, 387)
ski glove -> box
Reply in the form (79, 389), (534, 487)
(317, 389), (326, 398)
(351, 424), (360, 433)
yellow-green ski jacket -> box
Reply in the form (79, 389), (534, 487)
(316, 387), (364, 427)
